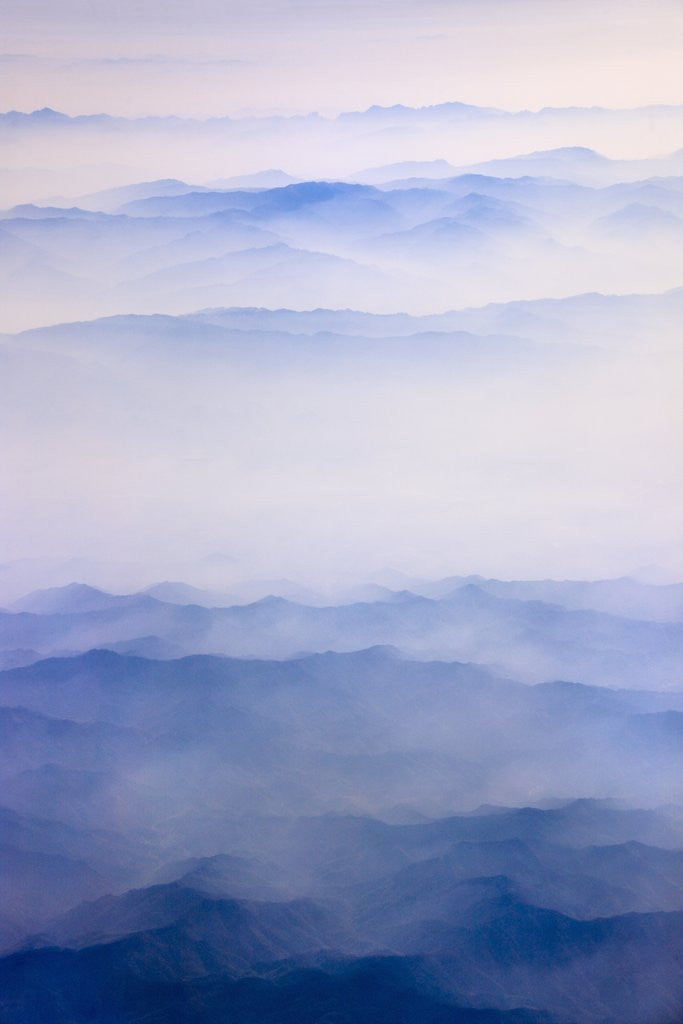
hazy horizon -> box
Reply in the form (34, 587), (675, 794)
(3, 0), (683, 118)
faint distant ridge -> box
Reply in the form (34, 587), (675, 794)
(7, 284), (681, 347)
(352, 158), (459, 184)
(73, 178), (210, 211)
(3, 101), (683, 125)
(594, 202), (683, 235)
(337, 100), (505, 121)
(11, 583), (156, 616)
(0, 107), (117, 126)
(209, 170), (298, 190)
(13, 583), (122, 615)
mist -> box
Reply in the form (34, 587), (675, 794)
(2, 133), (683, 583)
(2, 2), (683, 1022)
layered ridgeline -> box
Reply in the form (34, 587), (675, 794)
(2, 101), (683, 209)
(2, 154), (683, 331)
(1, 105), (683, 1023)
(3, 576), (683, 687)
(0, 588), (682, 1022)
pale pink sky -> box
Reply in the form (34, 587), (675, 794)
(2, 0), (682, 117)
